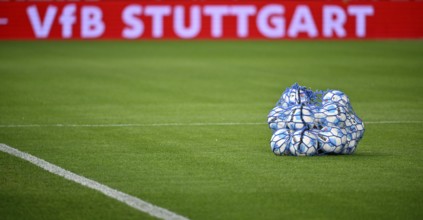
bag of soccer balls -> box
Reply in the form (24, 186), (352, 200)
(268, 83), (364, 156)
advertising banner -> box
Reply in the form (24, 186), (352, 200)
(0, 1), (422, 40)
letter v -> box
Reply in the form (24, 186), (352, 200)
(27, 5), (58, 38)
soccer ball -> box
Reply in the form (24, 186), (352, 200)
(289, 129), (319, 156)
(270, 128), (292, 155)
(286, 104), (315, 130)
(319, 103), (348, 127)
(282, 84), (311, 106)
(342, 114), (365, 154)
(310, 106), (325, 129)
(316, 126), (347, 154)
(342, 135), (358, 155)
(269, 119), (288, 133)
(282, 89), (309, 105)
(322, 90), (350, 107)
(268, 106), (284, 121)
(275, 99), (290, 109)
(267, 106), (283, 128)
(268, 106), (290, 133)
(345, 114), (365, 141)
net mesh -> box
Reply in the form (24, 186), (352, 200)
(268, 83), (365, 156)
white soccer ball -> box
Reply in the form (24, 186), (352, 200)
(268, 106), (283, 121)
(311, 106), (325, 129)
(345, 114), (365, 140)
(316, 126), (347, 154)
(282, 87), (310, 106)
(322, 90), (350, 107)
(270, 120), (288, 133)
(319, 103), (348, 127)
(268, 106), (283, 127)
(342, 134), (358, 155)
(275, 98), (290, 109)
(289, 129), (319, 156)
(286, 104), (315, 130)
(342, 114), (365, 154)
(268, 106), (292, 133)
(270, 128), (292, 155)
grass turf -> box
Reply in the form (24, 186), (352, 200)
(0, 41), (422, 219)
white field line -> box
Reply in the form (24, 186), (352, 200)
(0, 143), (189, 220)
(0, 122), (264, 128)
(0, 121), (421, 128)
(365, 121), (423, 124)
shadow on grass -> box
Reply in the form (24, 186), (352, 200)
(267, 151), (393, 159)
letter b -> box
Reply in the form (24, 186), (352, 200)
(81, 6), (105, 38)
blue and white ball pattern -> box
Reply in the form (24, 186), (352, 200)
(317, 126), (347, 154)
(267, 106), (284, 122)
(268, 106), (291, 133)
(282, 88), (310, 106)
(270, 128), (292, 155)
(322, 90), (350, 107)
(342, 134), (358, 155)
(286, 104), (315, 130)
(289, 129), (319, 156)
(268, 84), (364, 156)
(345, 114), (365, 141)
(268, 106), (284, 129)
(342, 114), (365, 154)
(319, 104), (348, 127)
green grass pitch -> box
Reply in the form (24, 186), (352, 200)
(0, 41), (422, 220)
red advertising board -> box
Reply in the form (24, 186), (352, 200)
(0, 0), (422, 40)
